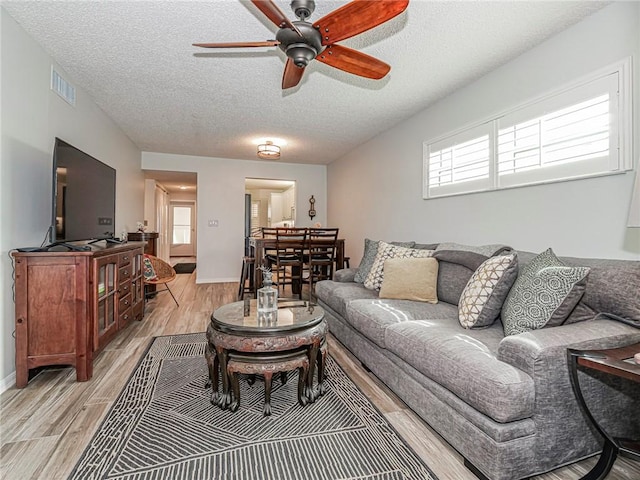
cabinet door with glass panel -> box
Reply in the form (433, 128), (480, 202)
(94, 254), (119, 351)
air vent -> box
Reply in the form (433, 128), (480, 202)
(51, 67), (76, 106)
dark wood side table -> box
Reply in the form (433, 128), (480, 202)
(567, 343), (640, 480)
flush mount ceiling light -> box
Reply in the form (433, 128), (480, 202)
(257, 141), (281, 160)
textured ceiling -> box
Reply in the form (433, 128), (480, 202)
(3, 0), (609, 165)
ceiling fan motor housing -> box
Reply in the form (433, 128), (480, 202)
(276, 21), (324, 68)
(290, 0), (315, 20)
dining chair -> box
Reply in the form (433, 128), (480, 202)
(265, 227), (307, 299)
(306, 227), (339, 300)
(237, 255), (255, 301)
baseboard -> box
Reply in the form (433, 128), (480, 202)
(196, 277), (239, 284)
(0, 371), (16, 394)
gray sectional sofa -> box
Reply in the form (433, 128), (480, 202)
(315, 241), (640, 480)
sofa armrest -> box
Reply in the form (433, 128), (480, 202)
(497, 320), (640, 461)
(497, 319), (639, 376)
(334, 268), (358, 283)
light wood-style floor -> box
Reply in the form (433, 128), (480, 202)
(1, 258), (638, 480)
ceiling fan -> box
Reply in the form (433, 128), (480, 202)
(193, 0), (409, 89)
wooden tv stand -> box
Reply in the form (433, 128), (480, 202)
(12, 242), (146, 388)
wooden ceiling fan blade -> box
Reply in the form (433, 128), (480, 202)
(316, 44), (390, 80)
(251, 0), (303, 37)
(314, 0), (409, 45)
(192, 40), (280, 48)
(282, 58), (305, 89)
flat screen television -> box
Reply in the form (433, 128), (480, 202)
(51, 138), (116, 244)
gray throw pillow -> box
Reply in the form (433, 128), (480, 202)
(502, 248), (590, 336)
(458, 253), (518, 329)
(354, 238), (415, 283)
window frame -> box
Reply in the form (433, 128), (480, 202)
(423, 57), (632, 199)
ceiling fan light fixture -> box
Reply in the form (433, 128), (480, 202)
(286, 43), (318, 67)
(257, 141), (281, 160)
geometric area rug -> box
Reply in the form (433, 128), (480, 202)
(68, 333), (439, 480)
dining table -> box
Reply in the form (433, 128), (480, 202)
(249, 237), (345, 294)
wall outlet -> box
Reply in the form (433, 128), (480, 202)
(208, 219), (219, 227)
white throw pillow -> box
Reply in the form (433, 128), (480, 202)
(364, 241), (434, 291)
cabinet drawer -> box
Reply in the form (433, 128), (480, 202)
(119, 265), (131, 281)
(119, 252), (132, 267)
(119, 293), (132, 312)
(119, 307), (133, 326)
(119, 279), (132, 297)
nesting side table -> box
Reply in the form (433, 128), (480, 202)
(567, 343), (640, 480)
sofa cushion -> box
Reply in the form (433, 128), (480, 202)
(379, 257), (439, 303)
(364, 242), (434, 291)
(345, 299), (458, 348)
(502, 248), (590, 336)
(430, 251), (478, 306)
(413, 242), (440, 250)
(560, 257), (640, 326)
(435, 242), (513, 257)
(459, 253), (518, 329)
(431, 244), (513, 306)
(354, 238), (415, 283)
(333, 268), (357, 283)
(385, 320), (535, 423)
(314, 280), (378, 318)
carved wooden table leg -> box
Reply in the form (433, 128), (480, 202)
(215, 346), (232, 410)
(263, 371), (274, 416)
(229, 371), (240, 412)
(298, 362), (309, 406)
(204, 342), (213, 389)
(306, 340), (321, 403)
(317, 343), (328, 397)
(205, 343), (221, 404)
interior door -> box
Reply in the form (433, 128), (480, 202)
(155, 185), (170, 261)
(170, 201), (196, 257)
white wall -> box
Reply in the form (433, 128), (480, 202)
(0, 9), (144, 387)
(328, 2), (640, 264)
(142, 152), (327, 283)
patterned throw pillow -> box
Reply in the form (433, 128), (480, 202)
(458, 253), (518, 329)
(354, 239), (415, 283)
(501, 248), (590, 336)
(364, 241), (434, 291)
(143, 255), (158, 281)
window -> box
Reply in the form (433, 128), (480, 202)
(172, 206), (191, 244)
(250, 201), (261, 237)
(423, 59), (631, 199)
(426, 123), (493, 197)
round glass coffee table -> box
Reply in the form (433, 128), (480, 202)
(206, 299), (327, 416)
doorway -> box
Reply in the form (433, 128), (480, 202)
(143, 170), (197, 263)
(244, 178), (296, 231)
(170, 201), (196, 257)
